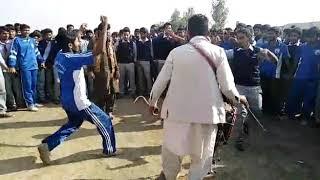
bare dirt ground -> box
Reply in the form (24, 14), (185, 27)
(0, 98), (319, 180)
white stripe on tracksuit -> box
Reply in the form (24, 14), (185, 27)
(84, 108), (113, 153)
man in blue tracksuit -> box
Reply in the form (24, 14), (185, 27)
(37, 16), (117, 165)
(260, 27), (290, 115)
(8, 24), (44, 112)
(286, 27), (320, 126)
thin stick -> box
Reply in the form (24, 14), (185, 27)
(247, 107), (267, 132)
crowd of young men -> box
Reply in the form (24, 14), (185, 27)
(0, 21), (319, 129)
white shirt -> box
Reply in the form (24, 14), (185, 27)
(150, 36), (240, 124)
(43, 41), (52, 61)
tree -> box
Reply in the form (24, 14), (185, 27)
(181, 7), (195, 27)
(170, 7), (195, 31)
(211, 0), (229, 30)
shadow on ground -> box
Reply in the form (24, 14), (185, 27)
(0, 145), (161, 175)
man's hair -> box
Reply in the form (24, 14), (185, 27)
(236, 22), (246, 29)
(150, 24), (157, 29)
(67, 24), (74, 29)
(236, 27), (253, 39)
(30, 30), (42, 38)
(20, 24), (30, 30)
(111, 32), (119, 36)
(177, 26), (186, 31)
(94, 28), (99, 34)
(86, 30), (93, 34)
(134, 28), (140, 33)
(139, 27), (148, 34)
(268, 26), (281, 35)
(14, 23), (20, 30)
(253, 24), (262, 30)
(224, 27), (233, 32)
(42, 28), (53, 35)
(5, 24), (14, 29)
(290, 27), (302, 36)
(0, 26), (9, 34)
(262, 24), (271, 31)
(60, 30), (78, 52)
(303, 26), (320, 38)
(163, 22), (172, 28)
(187, 14), (209, 37)
(122, 27), (130, 33)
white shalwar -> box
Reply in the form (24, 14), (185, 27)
(149, 36), (240, 180)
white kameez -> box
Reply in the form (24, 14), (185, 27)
(149, 36), (240, 180)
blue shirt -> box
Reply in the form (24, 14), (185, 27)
(294, 43), (320, 80)
(260, 40), (290, 78)
(55, 51), (94, 112)
(8, 37), (43, 70)
(219, 40), (234, 50)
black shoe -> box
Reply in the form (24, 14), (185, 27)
(235, 142), (245, 151)
(7, 106), (18, 112)
(39, 99), (49, 104)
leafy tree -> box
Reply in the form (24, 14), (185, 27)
(211, 0), (229, 29)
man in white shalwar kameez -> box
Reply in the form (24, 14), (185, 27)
(149, 14), (248, 180)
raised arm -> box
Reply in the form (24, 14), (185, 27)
(93, 16), (108, 56)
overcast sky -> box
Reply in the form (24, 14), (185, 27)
(0, 0), (318, 33)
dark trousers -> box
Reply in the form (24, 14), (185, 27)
(4, 72), (24, 108)
(37, 68), (46, 102)
(261, 77), (282, 115)
(93, 72), (116, 114)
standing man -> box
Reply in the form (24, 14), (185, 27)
(152, 23), (178, 74)
(260, 27), (290, 116)
(226, 27), (278, 151)
(8, 24), (44, 112)
(150, 14), (248, 180)
(89, 23), (119, 118)
(1, 26), (24, 111)
(287, 27), (320, 126)
(38, 28), (59, 103)
(116, 27), (137, 97)
(136, 27), (153, 96)
(0, 26), (13, 117)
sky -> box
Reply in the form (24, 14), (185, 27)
(0, 0), (319, 33)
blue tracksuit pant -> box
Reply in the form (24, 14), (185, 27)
(42, 104), (116, 154)
(286, 79), (317, 120)
(21, 69), (38, 106)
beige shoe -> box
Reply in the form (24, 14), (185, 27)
(27, 105), (39, 112)
(38, 143), (51, 165)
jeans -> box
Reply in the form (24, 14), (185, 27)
(234, 85), (262, 144)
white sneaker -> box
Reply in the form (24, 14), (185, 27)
(35, 103), (44, 107)
(27, 105), (39, 112)
(38, 143), (51, 165)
